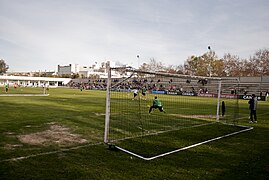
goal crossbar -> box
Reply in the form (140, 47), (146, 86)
(111, 66), (239, 82)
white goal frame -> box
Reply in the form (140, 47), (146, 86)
(104, 62), (253, 160)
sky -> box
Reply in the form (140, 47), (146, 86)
(0, 0), (269, 72)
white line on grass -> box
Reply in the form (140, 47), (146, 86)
(116, 125), (254, 161)
(0, 142), (102, 163)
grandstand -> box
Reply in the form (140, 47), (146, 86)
(68, 75), (269, 100)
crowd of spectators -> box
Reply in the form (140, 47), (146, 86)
(68, 77), (269, 98)
(68, 77), (206, 95)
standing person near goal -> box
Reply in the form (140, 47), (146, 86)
(221, 101), (226, 117)
(149, 96), (165, 113)
(248, 94), (258, 123)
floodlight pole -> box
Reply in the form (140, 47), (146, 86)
(208, 46), (212, 77)
(137, 55), (140, 69)
(104, 61), (111, 143)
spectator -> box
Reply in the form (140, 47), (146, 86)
(248, 94), (258, 123)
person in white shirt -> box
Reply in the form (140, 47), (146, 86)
(132, 89), (138, 100)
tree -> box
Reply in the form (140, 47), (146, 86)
(222, 53), (241, 76)
(139, 58), (166, 72)
(241, 59), (255, 76)
(217, 49), (269, 76)
(184, 55), (204, 76)
(165, 64), (184, 74)
(71, 73), (80, 79)
(0, 59), (9, 75)
(249, 48), (269, 76)
(203, 50), (226, 77)
(212, 58), (226, 77)
(184, 55), (207, 76)
(184, 51), (225, 77)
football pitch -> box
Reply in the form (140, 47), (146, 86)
(0, 88), (269, 179)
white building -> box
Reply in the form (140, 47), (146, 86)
(57, 61), (123, 78)
(0, 76), (72, 87)
(57, 64), (79, 75)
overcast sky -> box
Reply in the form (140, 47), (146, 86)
(0, 0), (269, 72)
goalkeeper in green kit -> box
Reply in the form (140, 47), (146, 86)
(149, 96), (165, 113)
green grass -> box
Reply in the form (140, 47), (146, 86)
(0, 86), (46, 94)
(0, 88), (269, 179)
(108, 91), (253, 158)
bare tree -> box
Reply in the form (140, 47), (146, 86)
(222, 53), (241, 76)
(243, 58), (256, 76)
(249, 48), (269, 76)
(165, 64), (184, 74)
(0, 59), (9, 75)
(139, 58), (166, 72)
(222, 49), (269, 76)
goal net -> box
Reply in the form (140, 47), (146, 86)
(104, 63), (252, 160)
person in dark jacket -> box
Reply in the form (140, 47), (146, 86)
(248, 94), (257, 123)
(221, 101), (226, 117)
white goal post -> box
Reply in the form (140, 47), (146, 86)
(104, 61), (253, 160)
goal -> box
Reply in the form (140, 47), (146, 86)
(104, 62), (253, 160)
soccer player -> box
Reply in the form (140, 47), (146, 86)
(141, 87), (147, 100)
(248, 94), (258, 123)
(132, 89), (138, 100)
(149, 96), (165, 113)
(5, 84), (9, 93)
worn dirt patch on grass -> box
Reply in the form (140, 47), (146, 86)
(17, 124), (87, 146)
